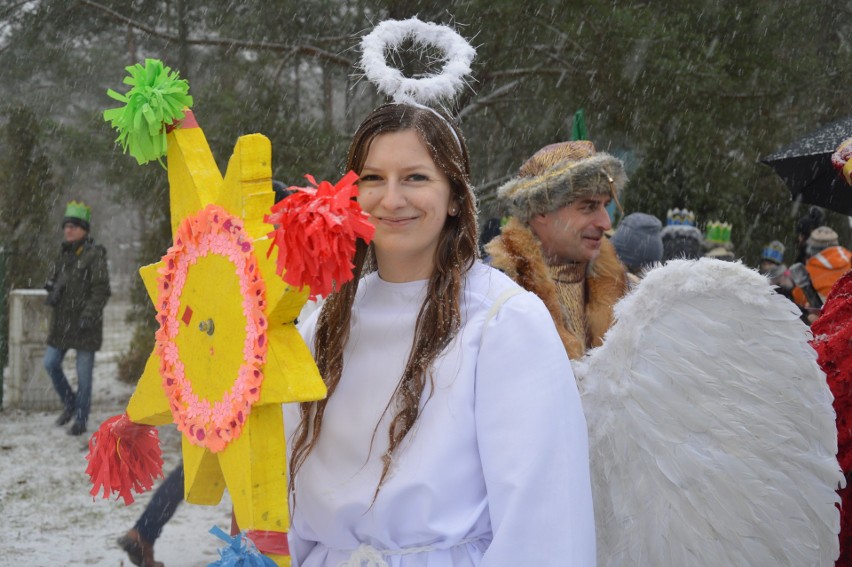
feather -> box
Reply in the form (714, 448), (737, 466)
(575, 258), (843, 566)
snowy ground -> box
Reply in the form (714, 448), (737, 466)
(1, 335), (234, 566)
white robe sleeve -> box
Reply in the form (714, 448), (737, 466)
(475, 291), (596, 566)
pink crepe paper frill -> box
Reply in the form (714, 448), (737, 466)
(155, 204), (267, 453)
(85, 413), (164, 505)
(265, 171), (375, 300)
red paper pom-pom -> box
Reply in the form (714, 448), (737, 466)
(811, 270), (852, 566)
(85, 413), (164, 505)
(264, 171), (375, 300)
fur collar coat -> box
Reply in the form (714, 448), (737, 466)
(485, 218), (627, 360)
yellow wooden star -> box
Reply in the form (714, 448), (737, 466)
(125, 111), (326, 566)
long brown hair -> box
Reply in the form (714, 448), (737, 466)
(289, 103), (479, 500)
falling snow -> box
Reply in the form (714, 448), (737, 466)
(1, 360), (233, 566)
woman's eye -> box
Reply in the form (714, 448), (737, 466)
(360, 174), (381, 182)
(408, 174), (428, 182)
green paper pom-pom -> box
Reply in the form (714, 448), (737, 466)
(103, 59), (193, 166)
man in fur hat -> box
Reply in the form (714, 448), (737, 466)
(485, 140), (628, 360)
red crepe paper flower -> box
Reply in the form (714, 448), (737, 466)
(811, 270), (852, 565)
(265, 171), (375, 300)
(85, 413), (164, 505)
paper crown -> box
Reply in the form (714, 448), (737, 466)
(666, 208), (695, 227)
(64, 200), (91, 223)
(704, 221), (732, 245)
(761, 240), (785, 264)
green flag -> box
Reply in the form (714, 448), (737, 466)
(571, 108), (588, 141)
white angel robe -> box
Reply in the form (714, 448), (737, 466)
(287, 262), (595, 566)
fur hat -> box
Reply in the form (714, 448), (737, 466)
(661, 225), (704, 261)
(807, 226), (839, 255)
(497, 140), (627, 223)
(660, 208), (703, 261)
(611, 212), (663, 270)
(760, 241), (785, 265)
(62, 200), (91, 231)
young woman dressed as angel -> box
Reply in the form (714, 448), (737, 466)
(284, 18), (596, 567)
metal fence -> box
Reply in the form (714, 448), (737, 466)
(100, 294), (135, 360)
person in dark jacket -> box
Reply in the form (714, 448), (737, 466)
(44, 200), (111, 435)
(794, 206), (825, 265)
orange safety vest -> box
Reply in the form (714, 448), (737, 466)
(792, 245), (852, 307)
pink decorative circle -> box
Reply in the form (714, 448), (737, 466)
(155, 204), (267, 453)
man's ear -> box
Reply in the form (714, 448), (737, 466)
(528, 213), (547, 230)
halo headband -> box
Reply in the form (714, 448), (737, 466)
(360, 17), (476, 106)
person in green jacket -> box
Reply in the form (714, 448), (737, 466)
(44, 200), (111, 435)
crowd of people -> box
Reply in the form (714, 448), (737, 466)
(87, 120), (847, 565)
(273, 114), (846, 564)
(43, 17), (849, 567)
(596, 203), (849, 325)
(480, 199), (851, 334)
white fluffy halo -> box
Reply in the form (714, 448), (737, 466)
(360, 17), (476, 106)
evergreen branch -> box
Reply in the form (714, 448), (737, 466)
(479, 68), (571, 79)
(77, 0), (353, 67)
(693, 88), (788, 99)
(457, 80), (521, 120)
(0, 0), (32, 21)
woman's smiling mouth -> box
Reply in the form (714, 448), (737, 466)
(377, 215), (417, 225)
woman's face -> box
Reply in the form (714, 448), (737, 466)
(357, 129), (457, 282)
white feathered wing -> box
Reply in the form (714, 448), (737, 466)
(574, 258), (843, 566)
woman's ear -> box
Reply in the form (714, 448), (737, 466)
(448, 199), (460, 217)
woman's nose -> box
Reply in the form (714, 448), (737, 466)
(380, 179), (406, 208)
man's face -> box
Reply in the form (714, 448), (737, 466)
(63, 222), (87, 243)
(529, 195), (613, 264)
